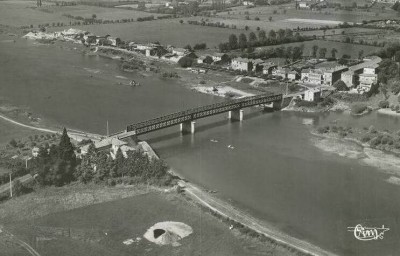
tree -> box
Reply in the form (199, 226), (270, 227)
(358, 50), (364, 60)
(203, 56), (213, 64)
(269, 16), (273, 22)
(179, 19), (184, 24)
(92, 14), (97, 20)
(228, 34), (238, 49)
(249, 32), (257, 42)
(319, 47), (327, 58)
(331, 48), (338, 59)
(238, 33), (248, 50)
(268, 29), (276, 39)
(312, 45), (319, 58)
(277, 29), (285, 40)
(59, 128), (75, 163)
(293, 46), (303, 60)
(178, 56), (193, 68)
(258, 30), (266, 41)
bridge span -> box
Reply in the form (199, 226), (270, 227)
(113, 93), (283, 139)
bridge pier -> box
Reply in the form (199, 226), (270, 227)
(228, 109), (243, 121)
(180, 121), (196, 134)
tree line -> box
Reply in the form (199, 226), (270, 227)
(218, 29), (311, 52)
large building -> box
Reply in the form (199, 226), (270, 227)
(231, 57), (253, 72)
(340, 56), (382, 89)
(301, 65), (348, 86)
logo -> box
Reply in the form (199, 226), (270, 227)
(347, 224), (389, 241)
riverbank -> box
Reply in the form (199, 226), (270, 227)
(142, 140), (335, 256)
(312, 124), (400, 176)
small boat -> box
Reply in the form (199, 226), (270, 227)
(130, 79), (140, 87)
(227, 145), (235, 149)
(210, 139), (218, 143)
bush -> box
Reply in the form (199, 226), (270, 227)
(178, 56), (193, 68)
(333, 80), (349, 91)
(351, 103), (367, 114)
(317, 126), (329, 134)
(378, 100), (390, 108)
(361, 134), (373, 142)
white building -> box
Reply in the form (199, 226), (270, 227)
(304, 88), (321, 102)
(231, 57), (252, 71)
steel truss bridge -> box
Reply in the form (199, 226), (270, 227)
(115, 93), (283, 138)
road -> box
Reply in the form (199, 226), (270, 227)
(0, 226), (41, 256)
(0, 174), (33, 196)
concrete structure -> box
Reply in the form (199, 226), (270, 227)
(252, 59), (265, 73)
(212, 53), (229, 63)
(228, 109), (244, 121)
(231, 57), (252, 72)
(180, 121), (196, 134)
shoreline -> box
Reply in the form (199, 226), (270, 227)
(142, 140), (336, 256)
(0, 113), (103, 143)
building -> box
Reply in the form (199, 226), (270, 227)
(340, 56), (382, 88)
(32, 147), (40, 158)
(301, 68), (324, 84)
(231, 57), (253, 72)
(80, 138), (134, 159)
(197, 56), (207, 64)
(243, 1), (255, 6)
(212, 53), (229, 62)
(358, 63), (379, 92)
(304, 88), (321, 102)
(288, 70), (300, 81)
(261, 62), (277, 75)
(172, 47), (189, 56)
(323, 66), (348, 86)
(272, 67), (291, 80)
(252, 59), (264, 73)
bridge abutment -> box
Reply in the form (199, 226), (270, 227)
(180, 121), (196, 134)
(228, 109), (244, 121)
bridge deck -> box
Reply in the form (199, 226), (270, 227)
(118, 93), (282, 136)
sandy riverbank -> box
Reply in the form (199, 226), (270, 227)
(141, 140), (336, 256)
(378, 108), (400, 117)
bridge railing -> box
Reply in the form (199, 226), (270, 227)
(127, 93), (282, 132)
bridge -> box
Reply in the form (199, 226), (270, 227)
(113, 93), (283, 139)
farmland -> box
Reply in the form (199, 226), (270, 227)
(1, 187), (298, 256)
(253, 39), (381, 59)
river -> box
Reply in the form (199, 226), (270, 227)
(1, 36), (400, 256)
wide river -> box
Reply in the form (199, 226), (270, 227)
(1, 37), (400, 255)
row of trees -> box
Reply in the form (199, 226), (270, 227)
(218, 29), (310, 52)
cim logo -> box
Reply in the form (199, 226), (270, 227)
(347, 224), (390, 241)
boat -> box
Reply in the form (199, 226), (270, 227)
(130, 79), (140, 87)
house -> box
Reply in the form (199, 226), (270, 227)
(272, 68), (289, 79)
(358, 64), (379, 92)
(80, 138), (134, 158)
(288, 70), (300, 81)
(172, 47), (189, 56)
(212, 53), (230, 63)
(231, 57), (253, 72)
(301, 68), (324, 84)
(304, 88), (321, 102)
(32, 147), (40, 158)
(340, 57), (382, 88)
(243, 1), (255, 6)
(323, 65), (348, 86)
(261, 62), (277, 75)
(252, 59), (264, 73)
(197, 56), (207, 64)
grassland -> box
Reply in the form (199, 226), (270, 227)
(1, 185), (299, 256)
(253, 39), (381, 59)
(0, 1), (71, 27)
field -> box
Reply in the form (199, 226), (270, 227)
(254, 39), (381, 59)
(0, 186), (297, 256)
(58, 20), (240, 48)
(0, 1), (71, 27)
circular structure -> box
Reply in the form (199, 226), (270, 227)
(143, 221), (193, 246)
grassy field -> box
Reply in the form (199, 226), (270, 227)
(0, 1), (71, 27)
(1, 185), (298, 256)
(40, 5), (164, 21)
(254, 39), (381, 59)
(0, 117), (44, 146)
(59, 20), (239, 48)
